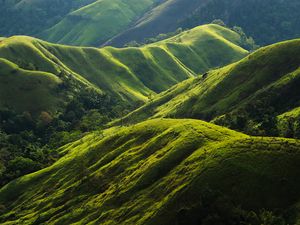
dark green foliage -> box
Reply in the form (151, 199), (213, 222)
(179, 0), (300, 45)
(0, 0), (96, 36)
(108, 0), (300, 47)
(0, 88), (120, 186)
(124, 28), (185, 47)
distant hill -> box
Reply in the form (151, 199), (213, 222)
(40, 0), (162, 46)
(107, 0), (300, 47)
(1, 0), (300, 47)
(1, 119), (300, 224)
(115, 38), (300, 137)
(0, 0), (97, 37)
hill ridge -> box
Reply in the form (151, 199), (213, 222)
(1, 119), (300, 224)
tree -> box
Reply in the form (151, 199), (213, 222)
(211, 19), (226, 27)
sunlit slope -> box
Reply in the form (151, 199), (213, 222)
(1, 119), (300, 224)
(117, 39), (300, 128)
(41, 0), (161, 46)
(0, 25), (247, 113)
(149, 24), (248, 74)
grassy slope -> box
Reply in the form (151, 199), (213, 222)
(1, 119), (300, 224)
(0, 25), (247, 114)
(107, 0), (208, 46)
(0, 0), (97, 36)
(108, 0), (300, 47)
(41, 0), (161, 46)
(0, 58), (63, 113)
(0, 36), (98, 114)
(117, 39), (300, 126)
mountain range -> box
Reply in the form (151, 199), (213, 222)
(1, 0), (300, 46)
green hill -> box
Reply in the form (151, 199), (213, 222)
(107, 0), (300, 47)
(0, 0), (97, 37)
(0, 58), (63, 113)
(0, 119), (300, 224)
(41, 0), (161, 46)
(0, 24), (247, 186)
(1, 0), (300, 47)
(116, 39), (300, 137)
(0, 24), (247, 114)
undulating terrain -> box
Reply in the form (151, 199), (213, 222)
(0, 24), (247, 114)
(1, 0), (300, 46)
(1, 119), (300, 224)
(107, 0), (300, 47)
(0, 24), (247, 185)
(1, 1), (300, 225)
(116, 38), (300, 138)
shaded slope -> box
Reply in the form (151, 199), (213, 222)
(0, 0), (97, 37)
(0, 119), (300, 224)
(2, 0), (300, 47)
(41, 0), (161, 46)
(0, 24), (248, 114)
(116, 39), (300, 136)
(107, 0), (300, 47)
(0, 58), (63, 113)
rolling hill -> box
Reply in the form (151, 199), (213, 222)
(115, 38), (300, 137)
(106, 0), (300, 47)
(1, 119), (300, 224)
(0, 24), (248, 114)
(1, 0), (300, 47)
(0, 24), (248, 186)
(41, 0), (162, 46)
(0, 0), (97, 37)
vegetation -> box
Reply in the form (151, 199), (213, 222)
(0, 0), (97, 37)
(124, 28), (186, 47)
(1, 2), (300, 223)
(1, 24), (247, 110)
(107, 0), (300, 47)
(1, 0), (300, 47)
(125, 23), (258, 51)
(0, 24), (247, 185)
(180, 0), (300, 45)
(114, 39), (300, 138)
(0, 119), (300, 224)
(41, 0), (162, 46)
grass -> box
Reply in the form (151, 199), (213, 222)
(41, 0), (161, 46)
(115, 38), (300, 128)
(0, 119), (300, 224)
(0, 0), (97, 37)
(0, 24), (247, 114)
(107, 0), (300, 47)
(106, 0), (211, 46)
(0, 58), (63, 113)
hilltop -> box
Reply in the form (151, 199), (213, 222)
(1, 0), (300, 46)
(0, 119), (300, 224)
(106, 0), (300, 47)
(0, 0), (97, 37)
(0, 24), (247, 114)
(41, 0), (161, 46)
(115, 38), (300, 137)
